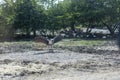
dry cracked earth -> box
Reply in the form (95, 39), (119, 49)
(0, 41), (120, 80)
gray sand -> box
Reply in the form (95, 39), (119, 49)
(0, 42), (120, 80)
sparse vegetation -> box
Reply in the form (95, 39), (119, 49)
(55, 39), (107, 46)
(0, 0), (120, 80)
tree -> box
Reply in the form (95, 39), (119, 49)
(0, 0), (15, 40)
(101, 0), (120, 36)
(69, 0), (104, 32)
(56, 0), (71, 30)
(43, 0), (67, 36)
(13, 0), (45, 36)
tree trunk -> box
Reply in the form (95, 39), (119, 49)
(107, 26), (114, 35)
(33, 30), (36, 37)
(86, 27), (90, 33)
(5, 26), (14, 41)
(26, 29), (30, 37)
(52, 29), (55, 36)
(86, 23), (92, 33)
(70, 22), (75, 31)
(103, 23), (115, 36)
(118, 25), (120, 48)
(113, 22), (120, 32)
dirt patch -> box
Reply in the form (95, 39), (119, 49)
(0, 41), (120, 80)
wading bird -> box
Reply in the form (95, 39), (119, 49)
(35, 34), (63, 53)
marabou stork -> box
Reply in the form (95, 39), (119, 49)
(35, 34), (63, 52)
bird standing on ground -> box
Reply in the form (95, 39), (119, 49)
(35, 34), (63, 53)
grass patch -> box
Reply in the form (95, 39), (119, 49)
(0, 39), (107, 47)
(55, 39), (107, 46)
(0, 41), (46, 47)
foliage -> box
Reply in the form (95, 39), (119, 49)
(0, 0), (120, 39)
(0, 0), (15, 40)
(13, 0), (45, 36)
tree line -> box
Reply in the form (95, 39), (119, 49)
(0, 0), (120, 40)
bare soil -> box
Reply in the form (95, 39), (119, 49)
(0, 41), (120, 80)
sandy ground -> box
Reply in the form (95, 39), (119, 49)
(0, 41), (120, 80)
